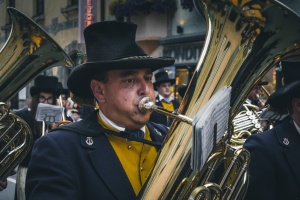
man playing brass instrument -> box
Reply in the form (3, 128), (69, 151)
(15, 75), (59, 200)
(25, 21), (174, 199)
(245, 81), (268, 111)
(150, 70), (180, 126)
(244, 61), (300, 199)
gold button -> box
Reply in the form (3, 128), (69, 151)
(140, 167), (144, 171)
(128, 145), (132, 150)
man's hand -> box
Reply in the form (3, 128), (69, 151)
(0, 180), (7, 191)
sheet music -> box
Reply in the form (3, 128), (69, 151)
(191, 86), (231, 171)
(35, 103), (64, 123)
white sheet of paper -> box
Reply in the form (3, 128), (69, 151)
(35, 103), (64, 123)
(191, 86), (231, 171)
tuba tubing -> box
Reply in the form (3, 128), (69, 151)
(139, 0), (300, 199)
(0, 7), (74, 180)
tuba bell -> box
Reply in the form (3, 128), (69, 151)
(139, 0), (300, 199)
(0, 7), (74, 180)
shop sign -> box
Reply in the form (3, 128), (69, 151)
(163, 43), (203, 64)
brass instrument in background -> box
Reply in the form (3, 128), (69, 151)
(0, 7), (74, 180)
(52, 95), (72, 129)
(139, 0), (300, 199)
(231, 85), (271, 147)
(0, 103), (31, 181)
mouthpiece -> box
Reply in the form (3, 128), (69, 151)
(138, 97), (156, 113)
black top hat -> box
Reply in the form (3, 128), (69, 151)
(30, 75), (58, 96)
(267, 61), (300, 111)
(71, 108), (81, 115)
(67, 21), (175, 98)
(153, 71), (176, 90)
(56, 82), (69, 97)
(257, 81), (268, 86)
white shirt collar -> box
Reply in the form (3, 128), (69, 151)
(158, 94), (173, 103)
(98, 109), (145, 132)
(245, 98), (252, 104)
(293, 120), (300, 135)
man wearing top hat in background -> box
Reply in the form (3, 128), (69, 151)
(25, 20), (175, 200)
(244, 80), (269, 111)
(70, 108), (82, 122)
(244, 61), (300, 200)
(56, 82), (73, 122)
(14, 75), (58, 200)
(149, 71), (180, 126)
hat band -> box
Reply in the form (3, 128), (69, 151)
(120, 55), (153, 60)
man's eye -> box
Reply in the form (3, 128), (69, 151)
(126, 79), (134, 84)
(145, 76), (152, 82)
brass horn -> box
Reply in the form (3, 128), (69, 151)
(0, 7), (74, 180)
(139, 0), (300, 199)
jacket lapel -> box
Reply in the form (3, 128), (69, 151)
(76, 111), (136, 200)
(81, 134), (136, 200)
(276, 119), (300, 186)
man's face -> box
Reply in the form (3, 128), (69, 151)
(39, 92), (54, 105)
(156, 82), (172, 98)
(248, 86), (262, 102)
(93, 68), (155, 130)
(72, 112), (80, 121)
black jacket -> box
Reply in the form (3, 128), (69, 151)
(244, 116), (300, 200)
(26, 110), (168, 200)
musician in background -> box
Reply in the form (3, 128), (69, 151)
(245, 81), (268, 111)
(150, 71), (180, 126)
(244, 61), (300, 199)
(25, 21), (174, 199)
(15, 75), (58, 200)
(56, 82), (73, 122)
(70, 108), (82, 122)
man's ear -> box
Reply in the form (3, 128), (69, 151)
(295, 98), (300, 108)
(90, 80), (105, 103)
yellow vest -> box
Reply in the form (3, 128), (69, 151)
(97, 114), (158, 195)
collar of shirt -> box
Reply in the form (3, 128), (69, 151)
(158, 94), (173, 103)
(245, 98), (252, 104)
(293, 120), (300, 135)
(98, 109), (145, 133)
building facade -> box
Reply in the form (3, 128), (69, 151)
(1, 0), (299, 109)
(0, 0), (208, 109)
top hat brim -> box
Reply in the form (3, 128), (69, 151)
(267, 80), (300, 109)
(67, 58), (175, 98)
(153, 79), (176, 90)
(30, 87), (57, 97)
(56, 89), (70, 97)
(258, 81), (268, 86)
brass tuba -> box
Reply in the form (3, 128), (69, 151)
(0, 7), (74, 180)
(139, 0), (300, 199)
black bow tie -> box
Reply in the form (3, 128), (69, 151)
(124, 129), (145, 139)
(101, 127), (161, 148)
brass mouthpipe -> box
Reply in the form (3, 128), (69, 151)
(138, 97), (193, 125)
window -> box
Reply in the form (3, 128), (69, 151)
(9, 0), (15, 7)
(70, 0), (78, 6)
(36, 0), (44, 15)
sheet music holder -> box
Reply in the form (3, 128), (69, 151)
(191, 86), (231, 171)
(35, 103), (64, 123)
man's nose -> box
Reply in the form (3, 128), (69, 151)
(138, 80), (151, 95)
